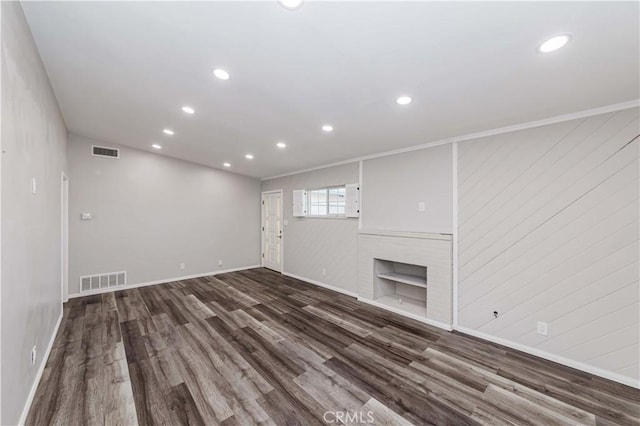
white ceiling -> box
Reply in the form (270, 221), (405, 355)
(22, 1), (639, 179)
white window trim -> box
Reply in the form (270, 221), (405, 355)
(306, 185), (347, 218)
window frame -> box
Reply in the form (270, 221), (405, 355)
(306, 185), (347, 218)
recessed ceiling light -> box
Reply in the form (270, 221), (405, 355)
(538, 34), (571, 53)
(278, 0), (303, 10)
(245, 154), (254, 159)
(213, 68), (230, 80)
(182, 106), (195, 114)
(396, 96), (412, 105)
(322, 124), (333, 133)
(152, 144), (162, 150)
(163, 129), (174, 135)
(223, 162), (231, 167)
(277, 142), (287, 148)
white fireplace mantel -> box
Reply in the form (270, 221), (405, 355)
(357, 230), (453, 330)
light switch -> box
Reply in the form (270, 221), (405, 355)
(283, 220), (289, 226)
(31, 178), (37, 195)
(81, 213), (93, 220)
(418, 202), (426, 212)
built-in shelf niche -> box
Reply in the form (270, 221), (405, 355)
(374, 258), (427, 318)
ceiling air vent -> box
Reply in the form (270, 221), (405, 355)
(92, 145), (119, 159)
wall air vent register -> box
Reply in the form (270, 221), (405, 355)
(80, 271), (126, 292)
(91, 145), (120, 158)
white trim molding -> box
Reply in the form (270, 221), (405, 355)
(18, 312), (63, 426)
(451, 142), (459, 328)
(262, 99), (639, 181)
(455, 325), (640, 389)
(68, 265), (261, 299)
(261, 189), (284, 273)
(358, 297), (453, 332)
(283, 272), (359, 298)
(358, 160), (363, 231)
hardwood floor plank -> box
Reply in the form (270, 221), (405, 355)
(128, 360), (174, 425)
(102, 292), (118, 311)
(166, 383), (206, 426)
(121, 320), (150, 364)
(104, 359), (138, 426)
(26, 268), (640, 426)
(174, 346), (234, 423)
(420, 348), (597, 424)
(356, 397), (414, 426)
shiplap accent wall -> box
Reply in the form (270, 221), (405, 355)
(457, 107), (639, 382)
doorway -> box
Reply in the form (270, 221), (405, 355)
(262, 190), (283, 273)
(61, 173), (69, 303)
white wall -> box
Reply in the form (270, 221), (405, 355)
(362, 144), (453, 234)
(1, 2), (68, 424)
(457, 107), (639, 384)
(262, 163), (360, 294)
(68, 134), (261, 294)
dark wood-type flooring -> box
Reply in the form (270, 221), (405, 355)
(27, 268), (640, 425)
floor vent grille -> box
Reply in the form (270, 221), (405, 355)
(80, 271), (126, 292)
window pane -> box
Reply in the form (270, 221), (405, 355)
(328, 187), (345, 215)
(309, 189), (328, 215)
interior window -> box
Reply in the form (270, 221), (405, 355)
(308, 186), (345, 217)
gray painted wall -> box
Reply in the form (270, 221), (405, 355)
(1, 3), (68, 424)
(262, 163), (359, 294)
(68, 134), (261, 295)
(362, 144), (453, 234)
(457, 108), (639, 383)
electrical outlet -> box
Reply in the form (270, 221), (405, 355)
(418, 201), (426, 212)
(322, 268), (326, 276)
(179, 262), (185, 270)
(31, 346), (37, 366)
(537, 321), (548, 336)
(218, 259), (223, 267)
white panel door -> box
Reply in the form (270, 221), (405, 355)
(262, 191), (283, 272)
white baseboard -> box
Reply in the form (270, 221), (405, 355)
(18, 311), (63, 425)
(282, 272), (359, 298)
(358, 297), (453, 331)
(454, 325), (640, 389)
(68, 265), (261, 299)
(280, 273), (452, 332)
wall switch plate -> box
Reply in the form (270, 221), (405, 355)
(31, 178), (37, 195)
(283, 220), (289, 226)
(218, 259), (223, 267)
(537, 321), (548, 336)
(31, 346), (37, 366)
(81, 212), (93, 220)
(322, 268), (326, 276)
(180, 263), (185, 270)
(418, 201), (426, 212)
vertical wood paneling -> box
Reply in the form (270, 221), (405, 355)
(457, 108), (640, 382)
